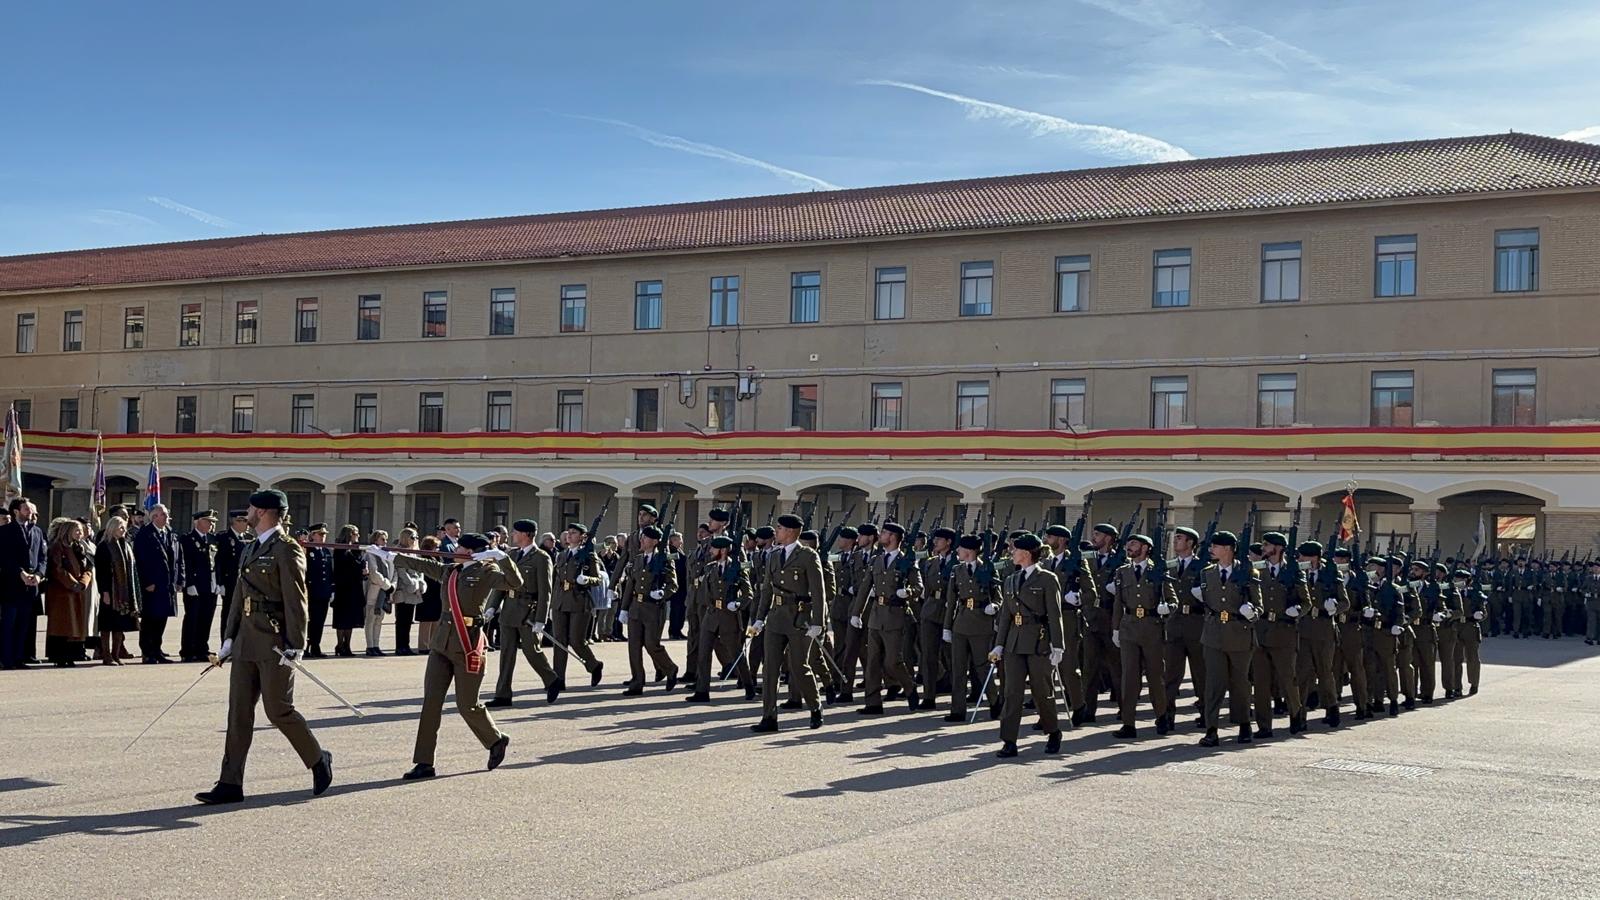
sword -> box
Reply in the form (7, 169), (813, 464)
(124, 660), (220, 752)
(724, 636), (755, 680)
(274, 648), (365, 717)
(970, 661), (997, 724)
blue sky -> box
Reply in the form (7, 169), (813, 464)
(3, 0), (1597, 256)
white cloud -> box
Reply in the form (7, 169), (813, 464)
(862, 80), (1193, 163)
(1558, 125), (1600, 143)
(568, 115), (841, 191)
(145, 196), (238, 228)
(84, 208), (160, 228)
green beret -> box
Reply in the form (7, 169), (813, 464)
(639, 525), (663, 540)
(1044, 524), (1071, 538)
(1211, 531), (1238, 548)
(1125, 533), (1153, 548)
(1093, 523), (1118, 538)
(458, 533), (490, 551)
(931, 527), (957, 541)
(837, 526), (858, 540)
(1262, 531), (1288, 548)
(957, 534), (982, 551)
(512, 519), (538, 535)
(881, 521), (905, 536)
(1173, 526), (1199, 542)
(1297, 541), (1323, 556)
(754, 526), (776, 540)
(249, 489), (289, 512)
(1013, 533), (1043, 552)
(776, 514), (804, 530)
(709, 535), (734, 550)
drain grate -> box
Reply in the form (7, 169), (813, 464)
(1166, 760), (1257, 779)
(1306, 758), (1432, 778)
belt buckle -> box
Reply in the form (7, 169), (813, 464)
(877, 597), (887, 606)
(563, 580), (572, 591)
(243, 598), (252, 616)
(1337, 614), (1346, 623)
(1013, 613), (1023, 626)
(774, 597), (784, 607)
(461, 616), (474, 627)
(1219, 610), (1229, 623)
(1267, 612), (1277, 623)
(965, 598), (975, 609)
(1180, 604), (1191, 614)
(1135, 606), (1146, 619)
(715, 600), (724, 610)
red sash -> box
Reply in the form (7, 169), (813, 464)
(447, 569), (485, 674)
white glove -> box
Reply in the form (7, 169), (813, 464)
(1431, 612), (1444, 623)
(618, 610), (629, 626)
(576, 573), (595, 586)
(895, 587), (909, 599)
(1473, 611), (1484, 621)
(1111, 632), (1121, 649)
(278, 648), (302, 667)
(988, 646), (1003, 662)
(727, 600), (740, 613)
(1102, 581), (1116, 595)
(365, 545), (396, 562)
(472, 549), (507, 562)
(750, 619), (765, 636)
(1390, 625), (1403, 635)
(805, 625), (823, 639)
(1049, 647), (1064, 666)
(983, 602), (999, 615)
(1065, 591), (1082, 607)
(481, 607), (496, 622)
(1239, 602), (1257, 621)
(218, 639), (233, 661)
(941, 628), (953, 643)
(186, 585), (198, 597)
(1189, 586), (1203, 600)
(1285, 605), (1302, 618)
(532, 622), (546, 635)
(1156, 601), (1171, 615)
(649, 589), (664, 600)
(1362, 606), (1375, 619)
(1324, 598), (1338, 614)
(850, 615), (863, 629)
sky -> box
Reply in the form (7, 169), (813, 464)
(2, 0), (1598, 256)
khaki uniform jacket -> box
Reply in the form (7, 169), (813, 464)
(695, 558), (751, 616)
(486, 545), (553, 628)
(1199, 563), (1262, 653)
(1255, 562), (1306, 648)
(397, 553), (524, 656)
(996, 566), (1064, 656)
(619, 549), (679, 612)
(944, 561), (1002, 637)
(856, 549), (923, 629)
(224, 527), (309, 661)
(1110, 560), (1173, 639)
(1299, 571), (1350, 638)
(756, 544), (826, 634)
(551, 547), (602, 614)
(1163, 556), (1206, 638)
(919, 553), (953, 623)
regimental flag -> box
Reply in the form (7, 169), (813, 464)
(1, 404), (21, 502)
(1338, 490), (1359, 542)
(143, 437), (161, 511)
(1472, 509), (1488, 561)
(91, 433), (107, 525)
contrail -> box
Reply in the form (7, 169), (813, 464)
(568, 114), (841, 191)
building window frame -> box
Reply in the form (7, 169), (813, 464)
(230, 394), (255, 434)
(179, 302), (203, 347)
(58, 397), (79, 431)
(559, 284), (588, 333)
(290, 394), (316, 434)
(489, 287), (517, 336)
(1494, 228), (1539, 293)
(1260, 241), (1302, 304)
(234, 300), (258, 345)
(555, 390), (584, 432)
(1151, 375), (1190, 428)
(486, 390), (513, 432)
(353, 393), (378, 434)
(959, 261), (994, 317)
(710, 276), (740, 327)
(422, 290), (448, 338)
(1375, 234), (1417, 298)
(706, 385), (735, 432)
(634, 280), (663, 331)
(357, 294), (382, 341)
(870, 382), (903, 431)
(790, 271), (821, 324)
(295, 297), (319, 343)
(1256, 373), (1297, 427)
(62, 310), (84, 351)
(1153, 249), (1192, 308)
(632, 388), (660, 432)
(175, 395), (198, 434)
(124, 307), (146, 349)
(1370, 370), (1415, 427)
(956, 381), (990, 429)
(1050, 378), (1087, 430)
(874, 267), (906, 320)
(123, 397), (141, 433)
(418, 391), (445, 433)
(790, 384), (818, 431)
(1055, 255), (1089, 312)
(15, 312), (37, 354)
(12, 399), (31, 430)
(1491, 369), (1536, 426)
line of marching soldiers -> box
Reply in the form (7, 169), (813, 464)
(486, 502), (1498, 759)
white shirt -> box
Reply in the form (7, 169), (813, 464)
(1021, 564), (1037, 579)
(782, 541), (801, 561)
(255, 524), (277, 543)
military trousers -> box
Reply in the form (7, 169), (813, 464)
(180, 592), (218, 659)
(626, 601), (677, 690)
(1459, 630), (1482, 688)
(1334, 623), (1369, 711)
(220, 655), (324, 786)
(791, 637), (842, 700)
(493, 619), (557, 701)
(1295, 630), (1338, 710)
(1486, 595), (1506, 635)
(1367, 630), (1402, 702)
(307, 596), (330, 653)
(414, 648), (502, 765)
(684, 603), (703, 683)
(1412, 637), (1438, 699)
(761, 628), (819, 715)
(1588, 607), (1600, 641)
(1118, 624), (1168, 727)
(999, 651), (1058, 743)
(1055, 609), (1085, 714)
(863, 624), (916, 704)
(1437, 628), (1461, 694)
(1252, 639), (1300, 728)
(1513, 599), (1537, 636)
(1162, 611), (1205, 716)
(696, 608), (751, 695)
(550, 608), (600, 679)
(1201, 645), (1252, 729)
(1080, 607), (1121, 712)
(830, 612), (865, 689)
(917, 615), (947, 698)
(1543, 598), (1565, 637)
(949, 631), (999, 719)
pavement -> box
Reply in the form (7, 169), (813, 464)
(2, 634), (1597, 899)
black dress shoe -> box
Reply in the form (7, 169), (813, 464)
(1388, 700), (1400, 716)
(1355, 707), (1369, 720)
(780, 698), (804, 710)
(1421, 695), (1433, 705)
(686, 692), (711, 703)
(989, 706), (1002, 721)
(1403, 697), (1416, 711)
(1469, 684), (1478, 696)
(1289, 713), (1305, 735)
(196, 782), (245, 805)
(905, 688), (919, 713)
(622, 686), (644, 697)
(1237, 725), (1253, 744)
(824, 685), (838, 704)
(486, 697), (513, 709)
(917, 697), (936, 710)
(996, 741), (1019, 759)
(1045, 730), (1062, 754)
(1198, 728), (1219, 748)
(1194, 716), (1207, 730)
(809, 707), (824, 729)
(1156, 716), (1171, 736)
(857, 704), (885, 715)
(311, 750), (334, 796)
(943, 712), (964, 723)
(156, 656), (173, 664)
(1257, 726), (1275, 739)
(1273, 699), (1287, 715)
(487, 735), (509, 770)
(654, 670), (668, 683)
(745, 686), (758, 701)
(751, 716), (779, 733)
(1070, 707), (1085, 726)
(1326, 707), (1341, 727)
(546, 678), (565, 704)
(1032, 721), (1045, 731)
(403, 764), (436, 780)
(837, 691), (853, 704)
(1114, 725), (1137, 739)
(590, 662), (604, 686)
(1083, 711), (1097, 724)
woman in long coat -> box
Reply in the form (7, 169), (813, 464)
(331, 524), (368, 657)
(415, 534), (443, 649)
(95, 516), (140, 665)
(45, 518), (92, 666)
(390, 528), (426, 655)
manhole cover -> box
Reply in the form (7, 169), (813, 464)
(1306, 758), (1432, 778)
(1166, 760), (1257, 779)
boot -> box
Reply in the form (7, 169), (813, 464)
(1198, 727), (1219, 748)
(1045, 730), (1062, 754)
(1156, 714), (1171, 736)
(750, 716), (779, 733)
(810, 708), (824, 730)
(1326, 707), (1341, 727)
(487, 735), (509, 771)
(195, 782), (244, 805)
(943, 712), (964, 723)
(402, 764), (436, 780)
(996, 741), (1019, 759)
(311, 750), (334, 795)
(1236, 725), (1252, 744)
(1388, 699), (1399, 717)
(590, 661), (605, 686)
(546, 678), (565, 705)
(685, 692), (711, 703)
(1289, 712), (1305, 735)
(1113, 724), (1137, 739)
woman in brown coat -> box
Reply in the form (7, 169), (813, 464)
(45, 517), (93, 666)
(95, 515), (140, 665)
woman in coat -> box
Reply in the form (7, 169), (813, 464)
(95, 515), (140, 665)
(415, 535), (443, 649)
(76, 519), (99, 660)
(363, 528), (395, 656)
(45, 518), (93, 666)
(390, 528), (426, 655)
(331, 524), (368, 657)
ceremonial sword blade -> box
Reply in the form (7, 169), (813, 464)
(274, 648), (365, 717)
(969, 662), (997, 725)
(124, 663), (218, 752)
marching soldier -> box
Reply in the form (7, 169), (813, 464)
(791, 529), (843, 705)
(852, 522), (921, 715)
(618, 525), (679, 695)
(1586, 561), (1600, 646)
(1408, 559), (1444, 704)
(1457, 568), (1488, 694)
(1512, 558), (1538, 638)
(1108, 533), (1171, 738)
(551, 524), (605, 687)
(1330, 547), (1372, 721)
(1162, 526), (1206, 731)
(1488, 558), (1511, 637)
(828, 525), (861, 702)
(1365, 556), (1408, 716)
(749, 515), (826, 732)
(1294, 541), (1347, 727)
(1544, 559), (1568, 639)
(485, 519), (562, 708)
(1041, 525), (1086, 723)
(943, 533), (1002, 723)
(196, 489), (332, 805)
(1076, 523), (1124, 722)
(1435, 562), (1464, 699)
(915, 527), (956, 708)
(686, 535), (756, 703)
(1394, 554), (1421, 708)
(1252, 532), (1305, 737)
(690, 508), (734, 687)
(389, 533), (522, 779)
(990, 533), (1064, 758)
(1195, 531), (1260, 748)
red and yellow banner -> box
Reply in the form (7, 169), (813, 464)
(21, 425), (1600, 460)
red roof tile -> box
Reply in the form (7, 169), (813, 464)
(4, 132), (1598, 294)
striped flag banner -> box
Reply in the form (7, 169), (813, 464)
(144, 437), (161, 511)
(1, 404), (21, 501)
(91, 433), (108, 524)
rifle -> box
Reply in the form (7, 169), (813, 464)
(729, 485), (745, 537)
(1200, 500), (1224, 566)
(1063, 491), (1093, 579)
(895, 498), (931, 586)
(648, 493), (681, 590)
(1279, 495), (1303, 591)
(576, 496), (611, 570)
(1239, 502), (1259, 555)
(1109, 503), (1142, 570)
(822, 503), (857, 554)
(1149, 502), (1168, 584)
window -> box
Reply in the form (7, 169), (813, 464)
(1369, 513), (1413, 553)
(235, 300), (258, 345)
(123, 397), (141, 433)
(124, 307), (146, 349)
(634, 280), (663, 330)
(357, 294), (382, 341)
(178, 302), (203, 347)
(349, 492), (376, 535)
(707, 385), (735, 432)
(871, 383), (903, 431)
(633, 388), (659, 431)
(874, 267), (906, 320)
(175, 396), (198, 434)
(956, 381), (990, 429)
(413, 494), (442, 536)
(560, 285), (587, 333)
(295, 298), (318, 343)
(790, 384), (818, 431)
(486, 390), (512, 432)
(291, 394), (316, 434)
(790, 272), (820, 323)
(353, 393), (378, 433)
(231, 395), (255, 433)
(418, 392), (445, 433)
(1151, 376), (1189, 428)
(483, 496), (510, 531)
(556, 390), (584, 432)
(1055, 255), (1089, 312)
(959, 261), (993, 317)
(12, 400), (29, 429)
(1154, 250), (1192, 307)
(710, 276), (740, 327)
(1261, 242), (1301, 303)
(560, 498), (581, 525)
(1375, 235), (1416, 297)
(167, 488), (195, 527)
(1494, 228), (1539, 292)
(490, 288), (516, 336)
(1370, 371), (1414, 427)
(1491, 369), (1536, 426)
(63, 310), (84, 351)
(423, 291), (448, 337)
(58, 398), (78, 431)
(1050, 378), (1086, 429)
(15, 313), (36, 354)
(1256, 374), (1297, 427)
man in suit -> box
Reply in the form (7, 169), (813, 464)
(0, 497), (47, 669)
(133, 503), (185, 663)
(749, 514), (826, 733)
(485, 519), (562, 707)
(179, 509), (222, 662)
(215, 511), (252, 645)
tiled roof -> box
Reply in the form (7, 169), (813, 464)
(4, 132), (1598, 294)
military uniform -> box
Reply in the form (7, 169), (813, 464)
(179, 518), (221, 662)
(943, 554), (1001, 721)
(916, 544), (954, 704)
(215, 520), (252, 646)
(827, 532), (862, 692)
(1457, 574), (1488, 692)
(1409, 572), (1444, 703)
(1109, 548), (1170, 735)
(486, 530), (559, 706)
(1435, 567), (1464, 698)
(1196, 550), (1260, 745)
(551, 540), (604, 682)
(1544, 563), (1569, 638)
(304, 537), (334, 657)
(1330, 559), (1371, 719)
(1511, 564), (1539, 638)
(1295, 556), (1349, 725)
(1365, 569), (1410, 714)
(1252, 552), (1305, 734)
(1162, 551), (1207, 728)
(689, 550), (754, 699)
(1041, 537), (1086, 717)
(995, 557), (1065, 752)
(753, 535), (826, 726)
(854, 543), (921, 710)
(619, 540), (679, 693)
(1585, 567), (1600, 645)
(1076, 543), (1123, 720)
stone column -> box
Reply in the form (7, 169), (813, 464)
(388, 488), (408, 531)
(608, 493), (634, 537)
(536, 491), (557, 536)
(194, 485), (213, 518)
(462, 490), (482, 533)
(321, 487), (343, 528)
(1411, 505), (1440, 555)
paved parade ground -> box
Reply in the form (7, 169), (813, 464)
(2, 638), (1597, 899)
